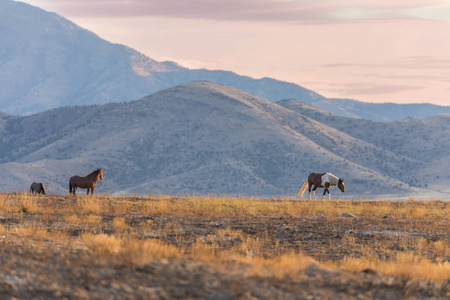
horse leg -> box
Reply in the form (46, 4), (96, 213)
(322, 183), (331, 200)
(308, 184), (312, 200)
(324, 187), (330, 199)
(312, 186), (318, 200)
(91, 187), (95, 195)
(73, 187), (77, 196)
(86, 188), (90, 195)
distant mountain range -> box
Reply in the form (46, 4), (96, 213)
(1, 0), (449, 198)
(0, 81), (448, 198)
(1, 0), (450, 121)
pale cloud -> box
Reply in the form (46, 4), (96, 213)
(407, 4), (450, 20)
(21, 0), (450, 21)
(322, 57), (450, 70)
(325, 82), (425, 96)
(159, 56), (241, 71)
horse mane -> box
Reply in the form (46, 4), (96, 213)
(88, 168), (102, 176)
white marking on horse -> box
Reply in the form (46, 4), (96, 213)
(321, 173), (339, 187)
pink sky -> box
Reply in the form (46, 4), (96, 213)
(19, 0), (450, 105)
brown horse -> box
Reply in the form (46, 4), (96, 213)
(69, 168), (103, 196)
(298, 172), (345, 200)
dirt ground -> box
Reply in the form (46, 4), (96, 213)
(0, 196), (448, 299)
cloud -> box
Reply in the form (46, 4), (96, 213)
(321, 56), (450, 70)
(325, 82), (425, 96)
(32, 0), (450, 22)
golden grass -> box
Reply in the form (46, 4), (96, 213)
(65, 214), (82, 226)
(432, 240), (449, 257)
(81, 233), (180, 263)
(0, 192), (41, 213)
(82, 215), (103, 227)
(133, 196), (450, 221)
(82, 233), (122, 254)
(0, 193), (448, 284)
(121, 237), (180, 263)
(77, 197), (105, 214)
(248, 253), (317, 279)
(331, 253), (450, 282)
(1, 193), (446, 220)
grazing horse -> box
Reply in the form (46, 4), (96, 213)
(30, 182), (46, 195)
(69, 168), (103, 196)
(298, 172), (345, 200)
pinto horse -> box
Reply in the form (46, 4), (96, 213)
(69, 168), (103, 196)
(298, 172), (345, 200)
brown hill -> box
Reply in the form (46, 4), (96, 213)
(0, 81), (423, 197)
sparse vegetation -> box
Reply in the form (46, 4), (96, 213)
(0, 193), (448, 298)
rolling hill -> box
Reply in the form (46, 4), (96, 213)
(1, 0), (450, 121)
(1, 81), (445, 198)
(278, 99), (450, 193)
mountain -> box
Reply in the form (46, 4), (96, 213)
(278, 99), (450, 193)
(2, 81), (448, 198)
(1, 0), (450, 121)
(309, 98), (450, 122)
(0, 0), (181, 115)
(0, 0), (319, 116)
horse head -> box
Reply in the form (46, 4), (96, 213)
(40, 183), (46, 195)
(98, 168), (103, 180)
(338, 178), (345, 192)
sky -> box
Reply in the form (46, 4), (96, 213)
(19, 0), (450, 105)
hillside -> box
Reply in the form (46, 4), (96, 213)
(278, 99), (450, 194)
(1, 0), (450, 121)
(0, 81), (426, 197)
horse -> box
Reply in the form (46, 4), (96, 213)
(69, 168), (103, 196)
(30, 182), (46, 195)
(298, 172), (345, 200)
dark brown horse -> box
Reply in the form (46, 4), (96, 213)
(30, 182), (46, 195)
(69, 168), (103, 196)
(298, 172), (345, 200)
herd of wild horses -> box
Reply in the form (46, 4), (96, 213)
(30, 168), (104, 196)
(28, 168), (345, 199)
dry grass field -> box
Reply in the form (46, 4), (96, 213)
(0, 193), (449, 299)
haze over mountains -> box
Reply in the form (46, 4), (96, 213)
(1, 0), (450, 121)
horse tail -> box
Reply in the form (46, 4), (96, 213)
(69, 181), (72, 194)
(297, 178), (309, 197)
